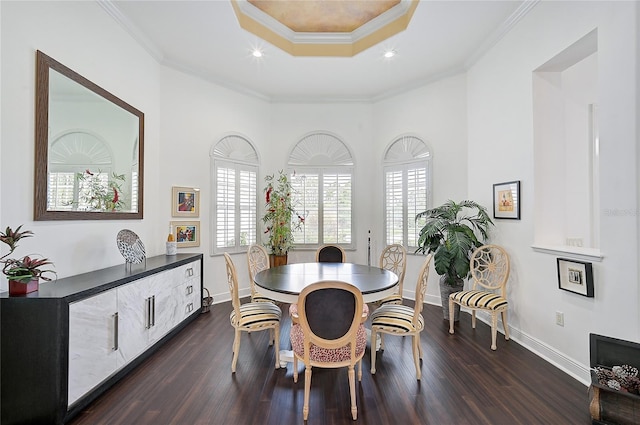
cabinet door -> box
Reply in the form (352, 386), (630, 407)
(68, 290), (118, 406)
(148, 271), (181, 343)
(116, 277), (151, 366)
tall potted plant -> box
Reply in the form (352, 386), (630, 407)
(262, 170), (304, 267)
(1, 225), (56, 295)
(415, 200), (493, 320)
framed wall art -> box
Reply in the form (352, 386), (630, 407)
(493, 180), (520, 219)
(171, 186), (200, 217)
(171, 221), (200, 248)
(557, 258), (594, 297)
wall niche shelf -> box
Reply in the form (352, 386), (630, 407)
(531, 244), (603, 262)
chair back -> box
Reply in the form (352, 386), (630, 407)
(247, 244), (270, 295)
(469, 244), (510, 297)
(316, 244), (346, 263)
(412, 254), (433, 323)
(223, 253), (242, 317)
(297, 281), (363, 362)
(379, 244), (407, 294)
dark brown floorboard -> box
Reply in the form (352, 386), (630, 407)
(69, 300), (590, 425)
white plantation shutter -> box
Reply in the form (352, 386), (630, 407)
(289, 132), (354, 249)
(383, 135), (431, 249)
(48, 172), (76, 210)
(212, 135), (259, 254)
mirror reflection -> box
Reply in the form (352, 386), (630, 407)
(35, 50), (144, 220)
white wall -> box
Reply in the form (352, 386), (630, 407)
(0, 1), (160, 289)
(467, 0), (638, 381)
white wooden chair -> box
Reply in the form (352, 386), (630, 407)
(370, 254), (432, 380)
(290, 281), (366, 421)
(224, 253), (281, 373)
(448, 244), (510, 350)
(246, 244), (276, 303)
(373, 244), (407, 306)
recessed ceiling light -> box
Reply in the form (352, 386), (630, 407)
(383, 49), (397, 59)
(252, 48), (263, 58)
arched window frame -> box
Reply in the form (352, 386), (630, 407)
(287, 131), (355, 250)
(211, 134), (260, 255)
(382, 134), (432, 250)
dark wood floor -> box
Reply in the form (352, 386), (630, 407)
(69, 300), (591, 425)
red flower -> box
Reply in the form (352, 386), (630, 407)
(298, 215), (305, 223)
(112, 187), (119, 203)
(266, 187), (272, 203)
(85, 169), (94, 176)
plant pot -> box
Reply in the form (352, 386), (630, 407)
(269, 254), (288, 268)
(439, 275), (464, 321)
(8, 278), (39, 296)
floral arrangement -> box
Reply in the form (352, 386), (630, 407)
(593, 364), (640, 395)
(0, 225), (55, 283)
(75, 169), (126, 212)
(262, 170), (304, 256)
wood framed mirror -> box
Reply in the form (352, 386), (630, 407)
(34, 50), (144, 220)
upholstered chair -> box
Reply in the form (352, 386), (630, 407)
(370, 254), (432, 380)
(224, 253), (282, 372)
(315, 244), (346, 262)
(448, 244), (510, 350)
(290, 281), (366, 421)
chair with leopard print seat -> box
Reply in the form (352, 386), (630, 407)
(290, 281), (366, 421)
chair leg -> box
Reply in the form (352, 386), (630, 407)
(412, 334), (421, 380)
(231, 329), (241, 373)
(449, 298), (455, 334)
(472, 310), (477, 329)
(491, 312), (498, 350)
(268, 328), (274, 346)
(417, 333), (423, 360)
(370, 329), (378, 374)
(303, 365), (312, 421)
(358, 358), (362, 381)
(293, 355), (298, 383)
(348, 364), (357, 420)
(273, 324), (280, 369)
(502, 309), (510, 341)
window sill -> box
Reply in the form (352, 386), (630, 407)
(531, 244), (603, 262)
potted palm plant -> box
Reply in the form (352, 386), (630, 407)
(415, 200), (493, 320)
(262, 170), (304, 267)
(1, 225), (56, 295)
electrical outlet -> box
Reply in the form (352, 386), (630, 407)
(556, 311), (564, 327)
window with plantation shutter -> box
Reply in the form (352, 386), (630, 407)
(383, 135), (431, 250)
(289, 132), (354, 249)
(211, 135), (259, 254)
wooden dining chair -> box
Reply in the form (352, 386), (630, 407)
(290, 280), (366, 420)
(373, 244), (407, 306)
(370, 254), (432, 380)
(246, 244), (276, 303)
(223, 253), (282, 373)
(448, 244), (510, 350)
(315, 244), (346, 262)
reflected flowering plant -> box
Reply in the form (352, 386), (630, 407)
(0, 225), (55, 283)
(262, 170), (304, 256)
(74, 169), (126, 212)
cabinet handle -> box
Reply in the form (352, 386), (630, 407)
(113, 312), (119, 351)
(186, 267), (193, 277)
(145, 297), (151, 329)
(186, 285), (193, 295)
(187, 302), (193, 313)
(151, 295), (156, 327)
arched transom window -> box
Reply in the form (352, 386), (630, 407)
(288, 132), (354, 248)
(383, 135), (431, 249)
(211, 134), (259, 254)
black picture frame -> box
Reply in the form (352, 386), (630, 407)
(493, 180), (520, 219)
(557, 258), (594, 297)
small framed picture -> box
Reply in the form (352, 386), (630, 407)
(171, 221), (200, 248)
(171, 186), (200, 217)
(557, 258), (594, 297)
(493, 180), (520, 219)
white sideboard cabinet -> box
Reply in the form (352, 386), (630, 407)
(1, 254), (203, 425)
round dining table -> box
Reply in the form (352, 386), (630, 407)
(254, 262), (399, 304)
(254, 262), (398, 366)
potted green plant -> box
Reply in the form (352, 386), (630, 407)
(415, 200), (493, 321)
(0, 225), (56, 295)
(262, 170), (304, 267)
